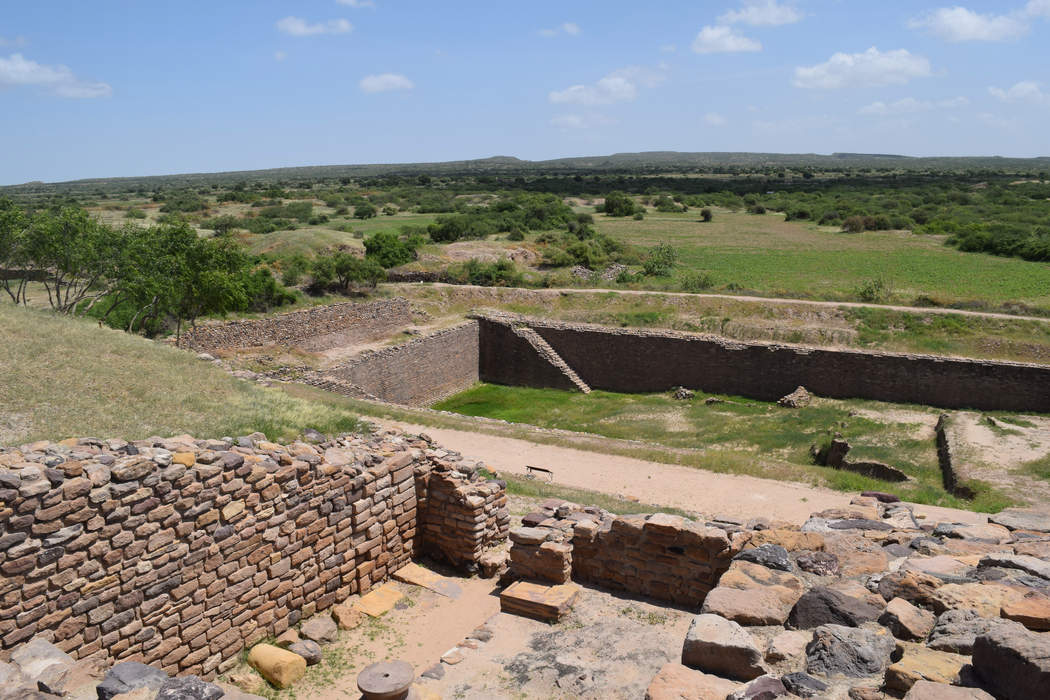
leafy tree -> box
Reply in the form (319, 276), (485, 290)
(642, 243), (679, 276)
(354, 202), (378, 219)
(601, 191), (637, 217)
(0, 198), (30, 304)
(363, 230), (420, 268)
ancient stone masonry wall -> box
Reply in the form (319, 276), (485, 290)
(327, 322), (481, 406)
(0, 429), (507, 679)
(477, 315), (1050, 413)
(506, 502), (736, 608)
(417, 463), (509, 569)
(181, 297), (414, 352)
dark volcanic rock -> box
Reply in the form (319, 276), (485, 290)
(780, 671), (829, 698)
(735, 544), (792, 572)
(805, 624), (896, 678)
(796, 551), (839, 576)
(789, 586), (885, 629)
(972, 621), (1050, 700)
(928, 609), (1011, 654)
(861, 490), (900, 503)
(155, 675), (224, 700)
(96, 662), (169, 700)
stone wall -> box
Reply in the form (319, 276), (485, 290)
(327, 322), (481, 406)
(0, 430), (507, 678)
(181, 298), (414, 352)
(417, 465), (509, 569)
(477, 315), (1050, 413)
(507, 501), (736, 608)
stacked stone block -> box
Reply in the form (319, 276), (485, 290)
(0, 428), (507, 680)
(418, 462), (509, 569)
(507, 502), (736, 607)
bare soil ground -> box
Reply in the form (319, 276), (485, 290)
(373, 419), (984, 526)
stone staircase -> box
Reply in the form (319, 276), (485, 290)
(513, 326), (592, 394)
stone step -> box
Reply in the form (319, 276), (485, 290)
(513, 327), (591, 394)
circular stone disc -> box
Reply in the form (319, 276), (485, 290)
(357, 660), (414, 698)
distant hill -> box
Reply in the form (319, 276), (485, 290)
(5, 151), (1050, 196)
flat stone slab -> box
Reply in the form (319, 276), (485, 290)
(989, 508), (1050, 533)
(354, 583), (404, 618)
(499, 581), (581, 622)
(392, 562), (463, 599)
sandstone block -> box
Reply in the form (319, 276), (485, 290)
(879, 597), (936, 641)
(884, 642), (969, 694)
(644, 662), (742, 700)
(247, 644), (306, 689)
(681, 614), (767, 681)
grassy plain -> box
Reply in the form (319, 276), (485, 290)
(591, 209), (1050, 309)
(0, 303), (362, 444)
(432, 382), (1016, 511)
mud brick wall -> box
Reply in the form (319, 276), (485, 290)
(328, 322), (480, 406)
(477, 316), (1050, 413)
(0, 432), (435, 678)
(181, 297), (413, 352)
(417, 464), (509, 568)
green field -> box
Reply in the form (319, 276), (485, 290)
(433, 382), (1017, 511)
(592, 209), (1050, 309)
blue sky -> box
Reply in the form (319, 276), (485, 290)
(2, 0), (1050, 184)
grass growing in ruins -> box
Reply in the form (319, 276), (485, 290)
(0, 304), (364, 444)
(434, 383), (1016, 511)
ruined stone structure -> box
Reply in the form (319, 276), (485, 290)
(0, 431), (507, 678)
(326, 322), (480, 406)
(181, 298), (414, 353)
(477, 315), (1050, 413)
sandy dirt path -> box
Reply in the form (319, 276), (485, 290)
(375, 419), (985, 526)
(394, 282), (1050, 325)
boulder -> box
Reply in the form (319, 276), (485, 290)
(726, 674), (789, 700)
(9, 638), (74, 695)
(778, 386), (811, 408)
(644, 663), (742, 700)
(824, 535), (890, 577)
(155, 676), (225, 700)
(288, 640), (322, 666)
(247, 644), (306, 689)
(796, 551), (839, 576)
(299, 616), (338, 644)
(931, 582), (1024, 618)
(883, 642), (970, 694)
(734, 544), (792, 572)
(903, 681), (995, 699)
(805, 624), (896, 678)
(979, 553), (1050, 581)
(928, 609), (1010, 655)
(331, 603), (363, 630)
(972, 621), (1050, 700)
(1001, 590), (1050, 630)
(989, 508), (1050, 533)
(780, 672), (829, 698)
(700, 561), (805, 626)
(788, 586), (885, 629)
(681, 614), (768, 681)
(901, 555), (978, 584)
(766, 630), (810, 662)
(96, 662), (169, 700)
(879, 597), (936, 641)
(878, 570), (943, 607)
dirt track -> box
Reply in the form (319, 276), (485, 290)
(375, 419), (985, 526)
(393, 282), (1050, 324)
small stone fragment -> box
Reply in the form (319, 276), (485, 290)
(288, 640), (322, 666)
(299, 616), (338, 644)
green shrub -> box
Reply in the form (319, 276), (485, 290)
(125, 207), (147, 220)
(680, 270), (715, 292)
(642, 243), (679, 276)
(855, 277), (892, 303)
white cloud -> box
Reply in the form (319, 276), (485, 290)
(276, 17), (352, 37)
(691, 25), (762, 53)
(704, 112), (728, 126)
(359, 73), (414, 93)
(274, 51), (287, 62)
(540, 22), (580, 37)
(549, 66), (665, 105)
(908, 7), (1028, 42)
(793, 47), (932, 89)
(550, 113), (614, 129)
(858, 96), (969, 115)
(0, 52), (111, 98)
(978, 112), (1019, 129)
(337, 0), (375, 7)
(989, 80), (1048, 103)
(719, 1), (802, 26)
(1026, 0), (1050, 18)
